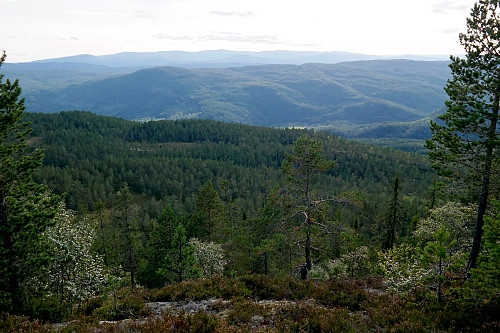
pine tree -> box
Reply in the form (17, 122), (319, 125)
(160, 224), (199, 283)
(422, 227), (456, 302)
(280, 136), (336, 279)
(195, 181), (224, 241)
(112, 183), (142, 287)
(425, 0), (500, 270)
(0, 51), (62, 312)
(474, 200), (500, 295)
(138, 206), (179, 288)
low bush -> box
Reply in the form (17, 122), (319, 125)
(151, 275), (249, 301)
(92, 286), (151, 321)
(0, 314), (48, 333)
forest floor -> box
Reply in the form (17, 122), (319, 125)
(3, 276), (498, 332)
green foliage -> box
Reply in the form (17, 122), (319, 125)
(159, 224), (200, 283)
(425, 0), (500, 270)
(138, 207), (179, 288)
(26, 111), (434, 218)
(23, 111), (436, 278)
(310, 246), (372, 279)
(378, 244), (431, 294)
(466, 200), (500, 303)
(195, 181), (225, 241)
(1, 274), (498, 331)
(189, 238), (227, 278)
(0, 52), (63, 313)
(92, 286), (151, 321)
(381, 174), (403, 249)
(421, 227), (457, 302)
(279, 136), (338, 277)
(151, 276), (249, 302)
(476, 201), (500, 290)
(39, 205), (108, 305)
(0, 314), (47, 333)
(414, 202), (475, 248)
(282, 136), (336, 186)
(110, 183), (143, 287)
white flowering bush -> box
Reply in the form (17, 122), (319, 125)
(308, 264), (330, 280)
(40, 206), (108, 303)
(413, 202), (474, 278)
(378, 244), (431, 294)
(414, 202), (475, 249)
(342, 246), (371, 277)
(309, 246), (370, 280)
(309, 259), (348, 279)
(188, 238), (227, 278)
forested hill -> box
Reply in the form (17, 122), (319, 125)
(23, 60), (450, 135)
(26, 111), (434, 227)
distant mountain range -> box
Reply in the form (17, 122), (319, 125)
(8, 50), (452, 68)
(1, 51), (452, 141)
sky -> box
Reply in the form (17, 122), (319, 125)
(1, 0), (473, 63)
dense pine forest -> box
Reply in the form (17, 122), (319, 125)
(1, 1), (500, 332)
(26, 111), (433, 225)
(24, 110), (435, 271)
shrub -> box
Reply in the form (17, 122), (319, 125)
(92, 286), (151, 321)
(310, 246), (372, 280)
(151, 276), (249, 302)
(0, 314), (47, 333)
(378, 244), (431, 294)
(189, 238), (227, 278)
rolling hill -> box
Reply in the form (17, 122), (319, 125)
(22, 60), (450, 132)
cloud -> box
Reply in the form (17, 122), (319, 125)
(431, 1), (470, 14)
(132, 10), (157, 18)
(62, 9), (156, 19)
(202, 32), (280, 44)
(209, 11), (254, 18)
(154, 32), (283, 45)
(153, 33), (194, 41)
(440, 28), (460, 34)
(57, 36), (80, 41)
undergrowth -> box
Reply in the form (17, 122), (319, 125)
(0, 275), (498, 332)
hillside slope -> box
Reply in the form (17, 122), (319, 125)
(26, 111), (434, 213)
(24, 60), (450, 129)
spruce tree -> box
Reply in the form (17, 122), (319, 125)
(381, 174), (403, 249)
(0, 51), (62, 312)
(425, 0), (500, 270)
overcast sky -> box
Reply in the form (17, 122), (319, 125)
(1, 0), (473, 63)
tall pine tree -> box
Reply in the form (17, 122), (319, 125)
(0, 51), (62, 312)
(280, 136), (336, 279)
(425, 0), (500, 270)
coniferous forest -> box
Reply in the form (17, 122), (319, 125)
(1, 1), (500, 332)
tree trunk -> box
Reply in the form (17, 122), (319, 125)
(468, 91), (499, 271)
(305, 229), (311, 272)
